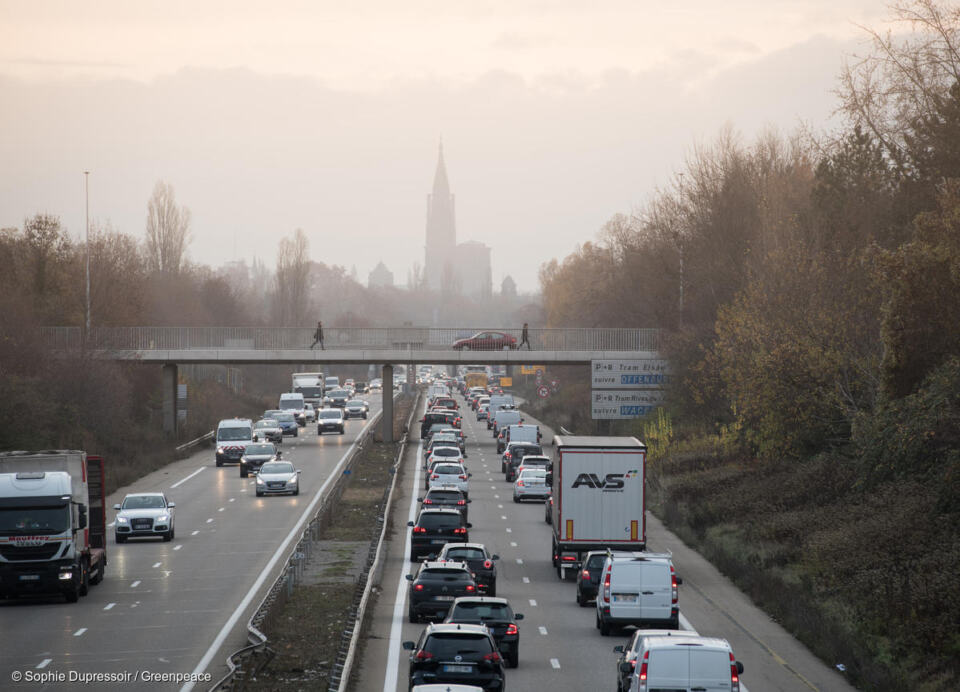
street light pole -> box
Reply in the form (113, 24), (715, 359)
(84, 171), (90, 333)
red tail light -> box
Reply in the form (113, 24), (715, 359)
(465, 584), (476, 592)
(505, 452), (512, 459)
(413, 526), (427, 534)
(459, 474), (468, 480)
(483, 560), (493, 569)
(638, 651), (649, 687)
(482, 651), (502, 664)
(603, 569), (611, 602)
(581, 569), (590, 579)
(562, 555), (577, 561)
(431, 474), (439, 480)
(730, 652), (740, 691)
(453, 527), (467, 535)
(423, 499), (433, 504)
(505, 623), (518, 635)
(414, 583), (424, 591)
(457, 500), (466, 505)
(516, 480), (524, 487)
(671, 565), (678, 604)
(415, 650), (434, 661)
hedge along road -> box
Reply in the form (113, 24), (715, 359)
(355, 390), (855, 692)
(0, 396), (385, 692)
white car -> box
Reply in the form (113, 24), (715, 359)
(114, 492), (176, 543)
(624, 633), (744, 691)
(428, 462), (470, 496)
(255, 461), (300, 497)
(302, 403), (316, 422)
(513, 468), (549, 502)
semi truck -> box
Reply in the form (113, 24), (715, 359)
(292, 371), (325, 407)
(0, 450), (107, 602)
(547, 436), (646, 579)
(464, 371), (488, 389)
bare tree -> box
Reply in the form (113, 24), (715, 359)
(145, 181), (191, 274)
(275, 228), (311, 326)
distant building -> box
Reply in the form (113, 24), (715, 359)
(501, 275), (517, 298)
(368, 261), (393, 288)
(455, 241), (492, 299)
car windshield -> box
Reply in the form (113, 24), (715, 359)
(444, 547), (486, 561)
(0, 505), (71, 535)
(256, 419), (278, 428)
(275, 413), (295, 423)
(319, 410), (341, 419)
(420, 568), (472, 581)
(260, 462), (294, 474)
(423, 633), (492, 657)
(431, 436), (457, 446)
(218, 426), (251, 441)
(434, 464), (463, 475)
(418, 513), (463, 529)
(450, 602), (512, 621)
(347, 400), (365, 406)
(586, 555), (607, 569)
(122, 495), (166, 509)
(245, 444), (275, 455)
(329, 389), (349, 397)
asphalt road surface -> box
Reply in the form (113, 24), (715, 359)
(355, 392), (857, 692)
(0, 397), (383, 692)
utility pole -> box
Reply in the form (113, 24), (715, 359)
(84, 171), (91, 333)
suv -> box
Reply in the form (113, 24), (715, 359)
(406, 560), (478, 622)
(408, 509), (471, 560)
(596, 552), (682, 635)
(420, 486), (470, 519)
(114, 492), (176, 543)
(428, 462), (470, 496)
(623, 634), (744, 692)
(612, 629), (684, 692)
(239, 442), (279, 478)
(503, 442), (543, 481)
(436, 543), (499, 595)
(316, 408), (346, 435)
(402, 623), (505, 691)
(577, 550), (611, 606)
(444, 597), (523, 668)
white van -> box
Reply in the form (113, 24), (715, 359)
(279, 393), (306, 427)
(491, 409), (522, 435)
(215, 418), (254, 467)
(505, 423), (540, 446)
(626, 634), (744, 692)
(597, 552), (681, 634)
(325, 376), (340, 390)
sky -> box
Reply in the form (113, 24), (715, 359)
(0, 1), (889, 292)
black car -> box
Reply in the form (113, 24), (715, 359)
(544, 490), (553, 524)
(354, 381), (368, 393)
(576, 551), (609, 606)
(403, 623), (505, 691)
(503, 442), (544, 481)
(444, 596), (523, 668)
(436, 543), (499, 595)
(408, 509), (471, 560)
(239, 442), (279, 478)
(316, 408), (346, 435)
(420, 411), (458, 438)
(325, 388), (351, 408)
(406, 560), (478, 622)
(420, 486), (470, 520)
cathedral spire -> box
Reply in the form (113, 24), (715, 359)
(432, 140), (450, 198)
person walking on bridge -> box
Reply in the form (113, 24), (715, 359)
(311, 320), (325, 350)
(520, 322), (531, 350)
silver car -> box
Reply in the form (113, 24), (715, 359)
(253, 418), (283, 444)
(114, 492), (176, 542)
(344, 399), (368, 419)
(513, 468), (548, 502)
(255, 461), (300, 496)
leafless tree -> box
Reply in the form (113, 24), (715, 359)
(145, 181), (191, 274)
(275, 228), (311, 326)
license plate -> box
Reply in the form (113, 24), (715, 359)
(443, 664), (473, 673)
(434, 595), (454, 601)
(19, 574), (40, 581)
(613, 593), (638, 602)
(431, 539), (447, 544)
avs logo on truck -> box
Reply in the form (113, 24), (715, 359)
(571, 473), (633, 491)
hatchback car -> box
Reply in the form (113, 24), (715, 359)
(502, 442), (544, 481)
(406, 560), (477, 622)
(344, 399), (369, 419)
(429, 463), (470, 496)
(239, 442), (279, 478)
(576, 550), (610, 606)
(316, 408), (346, 435)
(408, 509), (471, 561)
(420, 486), (470, 519)
(252, 418), (283, 444)
(403, 623), (505, 691)
(255, 461), (300, 496)
(114, 492), (175, 543)
(513, 468), (548, 502)
(436, 543), (499, 595)
(266, 410), (299, 437)
(423, 435), (462, 465)
(452, 331), (518, 351)
(443, 597), (523, 668)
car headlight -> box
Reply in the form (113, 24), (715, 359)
(289, 476), (298, 485)
(217, 447), (225, 454)
(256, 476), (265, 484)
(157, 514), (170, 522)
(116, 516), (128, 524)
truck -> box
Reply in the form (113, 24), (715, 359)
(0, 450), (107, 602)
(291, 371), (324, 407)
(547, 436), (646, 579)
(464, 371), (488, 390)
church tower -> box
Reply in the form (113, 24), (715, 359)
(424, 142), (457, 291)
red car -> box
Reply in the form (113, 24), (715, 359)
(452, 331), (518, 351)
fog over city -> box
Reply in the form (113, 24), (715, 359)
(1, 0), (884, 291)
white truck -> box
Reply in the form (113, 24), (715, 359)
(548, 436), (646, 579)
(291, 372), (325, 407)
(0, 451), (107, 602)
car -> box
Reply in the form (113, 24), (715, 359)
(420, 486), (471, 519)
(622, 634), (744, 692)
(423, 434), (462, 465)
(502, 442), (544, 480)
(512, 455), (550, 480)
(438, 427), (468, 454)
(402, 623), (505, 691)
(612, 629), (686, 692)
(239, 442), (279, 478)
(369, 379), (382, 392)
(425, 445), (465, 470)
(430, 396), (459, 411)
(443, 596), (523, 668)
(512, 468), (548, 502)
(411, 685), (484, 692)
(114, 492), (175, 543)
(406, 560), (478, 622)
(266, 410), (299, 437)
(421, 411), (459, 438)
(316, 408), (346, 435)
(596, 552), (682, 635)
(324, 388), (351, 408)
(452, 331), (518, 351)
(302, 403), (316, 422)
(428, 462), (470, 496)
(476, 404), (489, 421)
(343, 399), (369, 419)
(252, 418), (283, 444)
(215, 418), (254, 466)
(354, 381), (368, 394)
(255, 460), (300, 496)
(544, 490), (553, 524)
(576, 551), (610, 607)
(436, 543), (498, 595)
(408, 509), (471, 560)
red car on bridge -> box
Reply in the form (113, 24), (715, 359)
(452, 331), (518, 351)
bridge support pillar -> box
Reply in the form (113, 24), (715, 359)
(162, 363), (178, 437)
(382, 364), (394, 443)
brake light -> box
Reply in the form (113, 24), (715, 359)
(603, 570), (611, 602)
(459, 474), (468, 480)
(465, 584), (476, 592)
(483, 560), (493, 569)
(454, 527), (467, 535)
(505, 453), (512, 459)
(581, 569), (590, 579)
(516, 480), (524, 487)
(730, 652), (740, 691)
(415, 650), (434, 661)
(671, 565), (678, 604)
(482, 651), (502, 664)
(431, 474), (439, 480)
(414, 583), (424, 591)
(505, 623), (518, 635)
(562, 555), (577, 561)
(413, 526), (427, 534)
(637, 651), (649, 689)
(457, 500), (466, 506)
(423, 499), (433, 504)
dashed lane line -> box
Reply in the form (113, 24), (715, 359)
(73, 628), (87, 637)
(191, 530), (199, 536)
(550, 658), (560, 669)
(522, 577), (530, 584)
(539, 626), (548, 636)
(131, 580), (141, 588)
(529, 599), (538, 607)
(173, 545), (183, 551)
(152, 562), (161, 569)
(170, 467), (205, 489)
(103, 603), (116, 611)
(36, 659), (52, 669)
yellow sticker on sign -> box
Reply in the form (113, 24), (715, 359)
(520, 365), (545, 375)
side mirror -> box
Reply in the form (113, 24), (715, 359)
(468, 473), (473, 478)
(402, 641), (415, 650)
(168, 502), (176, 508)
(77, 504), (88, 530)
(252, 434), (259, 442)
(276, 451), (282, 458)
(546, 473), (553, 488)
(491, 554), (499, 560)
(619, 662), (632, 674)
(514, 613), (524, 620)
(405, 574), (414, 581)
(407, 521), (415, 527)
(675, 576), (683, 585)
(465, 523), (472, 528)
(466, 499), (472, 504)
(613, 645), (625, 653)
(736, 661), (744, 675)
(417, 497), (423, 502)
(113, 503), (121, 511)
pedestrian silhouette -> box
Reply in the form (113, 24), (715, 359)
(520, 322), (531, 350)
(311, 321), (325, 350)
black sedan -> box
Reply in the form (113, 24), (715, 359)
(437, 542), (499, 595)
(408, 509), (471, 561)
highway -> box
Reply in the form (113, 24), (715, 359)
(356, 391), (857, 692)
(0, 398), (384, 692)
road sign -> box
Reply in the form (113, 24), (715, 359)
(520, 365), (545, 375)
(537, 385), (550, 399)
(550, 379), (560, 392)
(591, 359), (671, 389)
(500, 377), (513, 387)
(535, 369), (544, 384)
(591, 389), (665, 419)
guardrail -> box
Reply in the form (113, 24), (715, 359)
(175, 431), (214, 458)
(39, 326), (661, 352)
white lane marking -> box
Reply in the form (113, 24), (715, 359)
(191, 530), (199, 536)
(240, 488), (247, 492)
(171, 467), (205, 489)
(103, 602), (116, 610)
(523, 577), (530, 584)
(229, 498), (235, 502)
(107, 521), (115, 528)
(218, 507), (225, 512)
(36, 658), (53, 669)
(516, 558), (523, 565)
(506, 528), (512, 533)
(497, 504), (503, 509)
(131, 580), (141, 588)
(501, 515), (507, 520)
(510, 542), (517, 547)
(539, 626), (548, 636)
(173, 545), (183, 551)
(206, 518), (213, 524)
(152, 562), (161, 569)
(182, 408), (384, 692)
(679, 612), (696, 632)
(491, 485), (496, 489)
(550, 658), (560, 669)
(529, 599), (538, 606)
(73, 628), (87, 637)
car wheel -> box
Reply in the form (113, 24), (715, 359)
(170, 527), (175, 540)
(600, 617), (612, 636)
(487, 581), (496, 597)
(512, 494), (520, 503)
(293, 488), (299, 496)
(78, 558), (90, 596)
(362, 413), (367, 419)
(576, 589), (587, 607)
(408, 605), (418, 623)
(256, 490), (263, 497)
(115, 533), (126, 544)
(670, 615), (680, 629)
(162, 530), (172, 542)
(509, 650), (519, 668)
(240, 468), (248, 478)
(64, 584), (80, 603)
(317, 430), (323, 436)
(340, 428), (345, 435)
(216, 459), (223, 467)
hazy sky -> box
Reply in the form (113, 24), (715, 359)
(1, 1), (887, 292)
